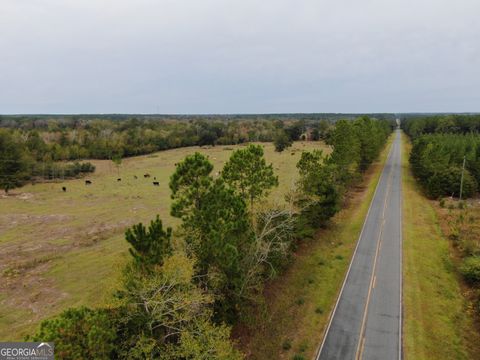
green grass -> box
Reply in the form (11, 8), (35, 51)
(402, 134), (480, 359)
(236, 135), (394, 359)
(0, 141), (327, 341)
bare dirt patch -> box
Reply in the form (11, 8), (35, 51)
(0, 212), (134, 331)
(0, 192), (34, 200)
(1, 260), (68, 323)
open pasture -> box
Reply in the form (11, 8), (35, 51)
(0, 141), (327, 340)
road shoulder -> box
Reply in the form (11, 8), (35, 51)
(402, 134), (479, 359)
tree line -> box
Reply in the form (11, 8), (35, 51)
(0, 117), (333, 162)
(401, 114), (480, 139)
(404, 115), (480, 325)
(403, 116), (480, 198)
(26, 116), (393, 359)
(404, 115), (480, 322)
(295, 117), (392, 236)
(0, 130), (95, 193)
(0, 117), (333, 193)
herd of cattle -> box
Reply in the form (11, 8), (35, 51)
(61, 173), (159, 192)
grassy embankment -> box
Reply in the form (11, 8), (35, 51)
(402, 134), (480, 359)
(0, 141), (326, 340)
(236, 135), (394, 360)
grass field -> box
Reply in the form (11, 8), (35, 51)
(0, 141), (328, 341)
(234, 135), (394, 360)
(401, 134), (480, 359)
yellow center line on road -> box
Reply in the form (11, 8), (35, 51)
(355, 145), (396, 360)
(358, 336), (366, 359)
(355, 223), (384, 360)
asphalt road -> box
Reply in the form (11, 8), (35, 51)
(317, 130), (402, 360)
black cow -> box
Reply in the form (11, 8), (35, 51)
(144, 174), (151, 178)
(62, 186), (67, 192)
(153, 181), (159, 186)
(117, 178), (122, 182)
(85, 180), (92, 185)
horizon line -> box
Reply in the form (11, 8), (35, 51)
(2, 111), (480, 117)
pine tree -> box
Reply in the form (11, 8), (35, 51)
(0, 130), (29, 194)
(273, 130), (292, 152)
(222, 144), (278, 208)
(125, 215), (172, 268)
(169, 152), (213, 219)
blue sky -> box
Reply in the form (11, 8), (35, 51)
(1, 0), (479, 114)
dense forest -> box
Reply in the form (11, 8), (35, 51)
(2, 117), (285, 161)
(26, 116), (393, 359)
(401, 114), (480, 138)
(402, 115), (480, 198)
(0, 130), (96, 193)
(0, 117), (328, 193)
(0, 114), (394, 193)
(0, 113), (395, 160)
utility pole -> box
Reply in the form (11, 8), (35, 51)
(459, 155), (466, 201)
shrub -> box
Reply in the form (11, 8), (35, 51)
(298, 341), (308, 352)
(282, 340), (292, 350)
(459, 256), (480, 284)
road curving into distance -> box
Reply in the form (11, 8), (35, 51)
(317, 129), (402, 360)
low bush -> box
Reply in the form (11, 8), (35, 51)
(282, 340), (292, 350)
(293, 354), (305, 360)
(459, 256), (480, 284)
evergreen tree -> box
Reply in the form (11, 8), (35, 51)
(0, 130), (29, 193)
(169, 152), (213, 219)
(28, 307), (117, 360)
(408, 132), (480, 198)
(222, 144), (278, 208)
(273, 130), (292, 152)
(296, 150), (341, 231)
(184, 179), (253, 322)
(355, 116), (380, 171)
(125, 215), (172, 268)
(327, 120), (361, 185)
